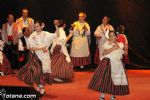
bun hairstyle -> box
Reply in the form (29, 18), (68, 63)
(58, 19), (66, 27)
(35, 20), (45, 29)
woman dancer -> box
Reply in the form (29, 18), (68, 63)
(88, 31), (129, 100)
(51, 19), (74, 82)
(17, 21), (56, 96)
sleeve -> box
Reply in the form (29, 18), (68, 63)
(105, 25), (115, 39)
(94, 26), (102, 37)
(45, 32), (57, 49)
(124, 35), (128, 49)
(0, 40), (4, 51)
(58, 30), (71, 62)
(118, 42), (124, 49)
(118, 42), (124, 55)
(73, 22), (79, 36)
(109, 25), (115, 31)
(0, 51), (3, 64)
(18, 39), (24, 51)
(49, 32), (57, 42)
(59, 29), (66, 43)
(1, 24), (7, 43)
(85, 23), (91, 35)
(31, 18), (34, 32)
(28, 34), (35, 48)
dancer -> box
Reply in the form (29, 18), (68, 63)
(94, 16), (114, 64)
(117, 25), (129, 69)
(70, 12), (91, 69)
(51, 19), (74, 82)
(88, 31), (129, 100)
(17, 21), (56, 96)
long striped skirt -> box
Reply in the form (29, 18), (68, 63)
(51, 45), (74, 80)
(71, 56), (90, 66)
(94, 45), (99, 65)
(17, 52), (52, 85)
(88, 58), (129, 95)
(0, 54), (13, 75)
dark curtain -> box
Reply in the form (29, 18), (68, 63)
(0, 0), (150, 68)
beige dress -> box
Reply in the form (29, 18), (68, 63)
(70, 21), (91, 66)
(70, 21), (90, 58)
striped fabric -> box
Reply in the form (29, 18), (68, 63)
(51, 45), (74, 80)
(94, 46), (99, 65)
(17, 52), (52, 85)
(0, 53), (12, 75)
(71, 56), (90, 66)
(88, 58), (129, 95)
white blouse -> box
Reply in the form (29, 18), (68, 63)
(28, 31), (56, 73)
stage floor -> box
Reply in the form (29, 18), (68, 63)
(0, 70), (150, 100)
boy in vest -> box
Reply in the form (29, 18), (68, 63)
(18, 27), (30, 67)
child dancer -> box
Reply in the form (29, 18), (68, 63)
(17, 21), (56, 96)
(88, 31), (129, 100)
(51, 19), (74, 82)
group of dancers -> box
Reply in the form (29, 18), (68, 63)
(0, 8), (129, 99)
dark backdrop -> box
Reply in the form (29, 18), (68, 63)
(0, 0), (150, 68)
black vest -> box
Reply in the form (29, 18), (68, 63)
(20, 36), (26, 47)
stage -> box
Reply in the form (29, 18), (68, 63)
(0, 70), (150, 100)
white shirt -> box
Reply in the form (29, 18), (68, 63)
(18, 36), (29, 51)
(7, 24), (13, 36)
(22, 19), (29, 27)
(28, 31), (56, 73)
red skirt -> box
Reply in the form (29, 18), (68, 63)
(51, 45), (74, 80)
(94, 46), (99, 65)
(17, 52), (52, 85)
(0, 53), (13, 75)
(88, 58), (129, 95)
